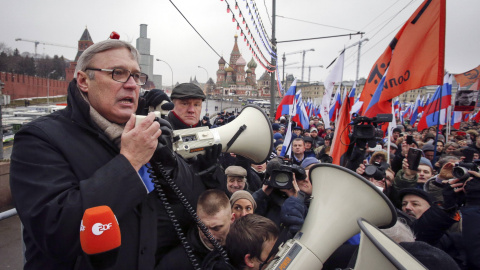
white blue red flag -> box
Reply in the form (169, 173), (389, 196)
(416, 73), (452, 131)
(275, 79), (297, 120)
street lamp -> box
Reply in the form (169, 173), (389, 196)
(47, 70), (55, 105)
(156, 59), (173, 91)
(198, 66), (209, 115)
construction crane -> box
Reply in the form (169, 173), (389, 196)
(286, 65), (324, 82)
(278, 61), (300, 90)
(15, 38), (76, 57)
(283, 48), (315, 81)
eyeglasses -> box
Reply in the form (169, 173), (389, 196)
(85, 68), (148, 86)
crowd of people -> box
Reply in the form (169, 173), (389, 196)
(8, 39), (480, 270)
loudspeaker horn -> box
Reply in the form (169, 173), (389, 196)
(173, 105), (273, 164)
(354, 218), (427, 270)
(265, 164), (397, 269)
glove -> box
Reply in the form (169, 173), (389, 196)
(465, 177), (480, 206)
(280, 196), (307, 234)
(196, 144), (222, 175)
(442, 183), (458, 213)
(144, 89), (172, 109)
(150, 118), (176, 168)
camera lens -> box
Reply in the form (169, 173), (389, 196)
(364, 165), (377, 176)
(452, 167), (469, 180)
(275, 172), (290, 187)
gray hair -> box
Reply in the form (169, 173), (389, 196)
(381, 219), (415, 243)
(74, 40), (140, 79)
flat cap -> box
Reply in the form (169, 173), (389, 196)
(171, 83), (206, 100)
(225, 166), (247, 177)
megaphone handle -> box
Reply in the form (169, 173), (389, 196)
(260, 226), (290, 269)
(225, 124), (247, 152)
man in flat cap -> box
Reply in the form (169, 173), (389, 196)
(225, 165), (248, 195)
(167, 82), (206, 129)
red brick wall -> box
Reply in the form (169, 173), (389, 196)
(0, 72), (69, 100)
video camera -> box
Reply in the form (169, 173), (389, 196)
(345, 114), (393, 171)
(452, 161), (480, 181)
(264, 158), (307, 190)
(452, 147), (480, 181)
(350, 114), (393, 141)
(364, 161), (389, 181)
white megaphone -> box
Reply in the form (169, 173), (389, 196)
(266, 164), (397, 269)
(173, 105), (273, 164)
(354, 218), (427, 270)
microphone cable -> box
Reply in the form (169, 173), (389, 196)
(147, 158), (230, 269)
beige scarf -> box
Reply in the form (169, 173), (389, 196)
(79, 90), (124, 148)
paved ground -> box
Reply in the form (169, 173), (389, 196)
(0, 214), (23, 269)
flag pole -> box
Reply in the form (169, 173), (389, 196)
(433, 76), (445, 162)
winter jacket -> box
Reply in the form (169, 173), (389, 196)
(10, 80), (205, 269)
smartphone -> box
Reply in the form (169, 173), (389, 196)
(407, 148), (423, 171)
(406, 135), (413, 145)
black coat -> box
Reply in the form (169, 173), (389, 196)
(10, 80), (206, 269)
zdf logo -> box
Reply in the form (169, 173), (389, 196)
(92, 222), (113, 236)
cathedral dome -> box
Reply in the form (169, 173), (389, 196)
(246, 68), (252, 73)
(225, 66), (234, 72)
(247, 57), (257, 69)
(218, 57), (226, 64)
(236, 55), (246, 66)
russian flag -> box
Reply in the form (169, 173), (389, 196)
(349, 82), (356, 105)
(393, 98), (400, 119)
(409, 95), (422, 125)
(275, 79), (297, 120)
(473, 111), (480, 123)
(329, 86), (342, 122)
(416, 74), (452, 131)
(452, 111), (462, 130)
(292, 91), (310, 129)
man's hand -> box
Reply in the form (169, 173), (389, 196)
(197, 144), (222, 170)
(356, 160), (367, 175)
(121, 113), (161, 171)
(438, 162), (455, 181)
(281, 179), (299, 198)
(401, 141), (411, 157)
(402, 157), (417, 179)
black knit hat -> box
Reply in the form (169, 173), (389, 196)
(398, 188), (433, 205)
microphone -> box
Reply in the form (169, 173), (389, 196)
(80, 205), (121, 269)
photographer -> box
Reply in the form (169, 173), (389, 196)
(252, 158), (308, 234)
(356, 159), (394, 197)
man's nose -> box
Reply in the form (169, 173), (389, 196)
(124, 76), (138, 89)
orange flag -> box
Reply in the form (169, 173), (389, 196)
(454, 65), (480, 89)
(359, 0), (446, 108)
(331, 93), (352, 166)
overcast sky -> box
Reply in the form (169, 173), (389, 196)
(1, 0), (479, 87)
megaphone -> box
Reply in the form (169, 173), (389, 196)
(354, 218), (427, 270)
(173, 105), (273, 164)
(266, 164), (397, 269)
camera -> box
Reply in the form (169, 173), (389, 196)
(364, 161), (389, 181)
(345, 114), (393, 171)
(265, 158), (307, 189)
(351, 114), (393, 140)
(452, 160), (480, 181)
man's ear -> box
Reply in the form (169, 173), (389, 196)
(244, 254), (255, 268)
(230, 213), (235, 224)
(76, 71), (90, 93)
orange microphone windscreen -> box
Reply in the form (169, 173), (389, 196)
(80, 205), (121, 255)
